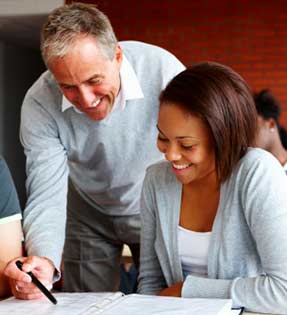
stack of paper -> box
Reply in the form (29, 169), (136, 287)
(0, 292), (242, 315)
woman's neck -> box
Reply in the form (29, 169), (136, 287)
(184, 169), (219, 194)
(180, 170), (220, 232)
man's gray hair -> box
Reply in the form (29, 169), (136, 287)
(41, 3), (118, 66)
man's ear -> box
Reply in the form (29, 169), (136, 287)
(114, 44), (123, 66)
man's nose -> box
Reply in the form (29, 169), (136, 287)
(79, 86), (96, 108)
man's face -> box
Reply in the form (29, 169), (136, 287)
(49, 36), (122, 121)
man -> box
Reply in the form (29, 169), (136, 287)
(4, 3), (184, 298)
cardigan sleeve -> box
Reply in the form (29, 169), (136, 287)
(182, 150), (287, 314)
(137, 169), (167, 294)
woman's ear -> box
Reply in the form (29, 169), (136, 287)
(268, 118), (277, 132)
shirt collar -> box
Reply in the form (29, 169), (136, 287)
(61, 54), (144, 113)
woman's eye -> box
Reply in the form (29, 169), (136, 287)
(181, 144), (193, 150)
(158, 136), (168, 142)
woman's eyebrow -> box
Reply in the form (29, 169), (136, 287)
(156, 125), (198, 140)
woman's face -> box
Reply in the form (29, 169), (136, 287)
(157, 103), (216, 185)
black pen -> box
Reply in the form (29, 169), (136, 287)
(15, 260), (57, 305)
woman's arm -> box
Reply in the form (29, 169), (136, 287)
(0, 220), (22, 297)
(137, 169), (167, 294)
(182, 151), (287, 314)
(0, 157), (23, 297)
(158, 282), (183, 297)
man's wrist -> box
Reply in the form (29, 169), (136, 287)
(42, 257), (61, 283)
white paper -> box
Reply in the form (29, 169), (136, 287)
(92, 294), (237, 315)
(0, 292), (240, 315)
(0, 292), (121, 315)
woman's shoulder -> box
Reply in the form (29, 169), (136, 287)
(229, 147), (287, 190)
(0, 156), (9, 178)
(146, 159), (172, 177)
(0, 156), (21, 220)
(145, 160), (176, 187)
(244, 147), (278, 161)
(238, 147), (283, 173)
(146, 159), (170, 172)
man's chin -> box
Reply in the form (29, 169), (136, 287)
(81, 98), (113, 121)
(85, 109), (111, 121)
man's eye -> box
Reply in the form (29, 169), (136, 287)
(61, 85), (74, 90)
(90, 80), (102, 85)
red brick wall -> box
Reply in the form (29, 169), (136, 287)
(67, 0), (287, 124)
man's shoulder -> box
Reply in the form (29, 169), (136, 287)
(120, 40), (183, 65)
(119, 40), (184, 88)
(24, 70), (62, 106)
(120, 40), (170, 53)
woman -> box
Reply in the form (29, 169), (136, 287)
(0, 156), (23, 297)
(138, 62), (287, 314)
(254, 89), (287, 172)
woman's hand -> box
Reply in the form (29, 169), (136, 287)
(158, 282), (183, 297)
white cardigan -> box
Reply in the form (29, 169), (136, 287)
(138, 148), (287, 314)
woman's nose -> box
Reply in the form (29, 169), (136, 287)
(165, 144), (181, 161)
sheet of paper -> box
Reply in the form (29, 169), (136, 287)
(98, 294), (237, 315)
(0, 292), (241, 315)
(0, 292), (120, 315)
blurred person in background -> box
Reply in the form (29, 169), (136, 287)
(254, 89), (287, 172)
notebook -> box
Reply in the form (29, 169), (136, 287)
(0, 292), (243, 315)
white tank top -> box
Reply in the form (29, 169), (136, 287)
(178, 225), (211, 279)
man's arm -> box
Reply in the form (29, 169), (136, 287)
(20, 92), (69, 271)
(4, 88), (68, 299)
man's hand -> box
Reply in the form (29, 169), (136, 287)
(4, 256), (55, 300)
(158, 282), (183, 297)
